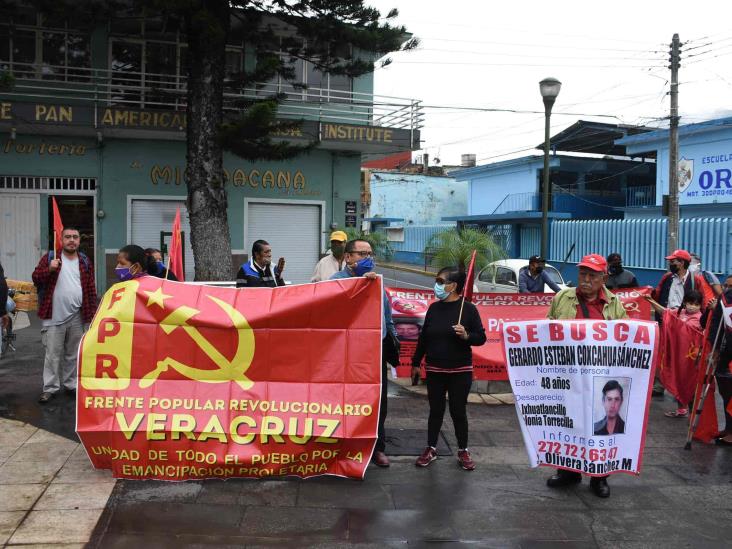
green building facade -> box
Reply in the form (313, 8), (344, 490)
(0, 8), (421, 288)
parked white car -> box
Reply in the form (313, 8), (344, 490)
(473, 259), (568, 294)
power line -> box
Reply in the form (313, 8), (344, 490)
(408, 47), (666, 62)
(385, 60), (666, 70)
(419, 104), (622, 118)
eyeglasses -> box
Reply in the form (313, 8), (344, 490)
(349, 251), (373, 257)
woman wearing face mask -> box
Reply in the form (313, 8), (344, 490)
(646, 290), (703, 418)
(144, 248), (178, 281)
(115, 245), (155, 282)
(411, 267), (486, 471)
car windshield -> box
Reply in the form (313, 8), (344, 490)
(544, 265), (564, 285)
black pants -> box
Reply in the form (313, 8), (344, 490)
(426, 371), (472, 449)
(375, 360), (388, 452)
(716, 350), (732, 434)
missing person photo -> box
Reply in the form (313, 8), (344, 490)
(394, 318), (423, 341)
(593, 377), (630, 436)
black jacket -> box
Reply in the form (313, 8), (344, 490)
(0, 262), (7, 317)
(593, 415), (625, 435)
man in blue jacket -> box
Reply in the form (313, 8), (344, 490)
(331, 238), (397, 468)
(519, 255), (561, 293)
(236, 240), (285, 288)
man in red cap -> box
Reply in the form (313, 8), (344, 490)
(651, 249), (715, 397)
(653, 249), (714, 314)
(545, 253), (627, 498)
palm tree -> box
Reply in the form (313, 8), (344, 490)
(344, 228), (394, 261)
(426, 227), (506, 271)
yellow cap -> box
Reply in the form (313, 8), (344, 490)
(329, 231), (348, 242)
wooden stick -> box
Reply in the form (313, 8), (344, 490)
(53, 230), (57, 260)
(164, 250), (171, 280)
(457, 294), (466, 326)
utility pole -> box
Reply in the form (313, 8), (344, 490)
(667, 33), (681, 252)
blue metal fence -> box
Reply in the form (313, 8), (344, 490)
(550, 218), (732, 274)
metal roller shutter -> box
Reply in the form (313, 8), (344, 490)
(245, 202), (321, 284)
(130, 199), (195, 280)
(0, 194), (40, 280)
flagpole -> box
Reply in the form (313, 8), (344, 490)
(53, 230), (57, 260)
(684, 318), (724, 450)
(457, 295), (466, 326)
(164, 253), (171, 280)
(457, 249), (477, 326)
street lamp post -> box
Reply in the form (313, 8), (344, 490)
(539, 77), (561, 259)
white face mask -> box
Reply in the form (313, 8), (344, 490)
(685, 304), (701, 314)
(689, 260), (700, 273)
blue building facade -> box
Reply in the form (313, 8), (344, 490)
(617, 116), (732, 219)
(365, 171), (466, 265)
(546, 117), (732, 286)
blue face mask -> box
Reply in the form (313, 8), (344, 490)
(156, 261), (165, 274)
(434, 282), (450, 300)
(353, 256), (374, 276)
(115, 267), (134, 281)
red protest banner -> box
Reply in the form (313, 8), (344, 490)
(387, 287), (653, 381)
(77, 276), (382, 481)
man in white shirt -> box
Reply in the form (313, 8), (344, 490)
(310, 231), (348, 282)
(32, 227), (97, 403)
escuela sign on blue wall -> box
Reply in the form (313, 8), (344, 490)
(679, 142), (732, 205)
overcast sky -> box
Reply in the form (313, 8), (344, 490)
(368, 0), (732, 166)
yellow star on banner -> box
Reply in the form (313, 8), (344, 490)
(144, 287), (173, 309)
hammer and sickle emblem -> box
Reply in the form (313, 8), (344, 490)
(624, 301), (640, 313)
(686, 344), (700, 361)
(140, 296), (255, 390)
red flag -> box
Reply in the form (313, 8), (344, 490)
(659, 309), (702, 406)
(462, 250), (477, 303)
(168, 207), (184, 281)
(690, 335), (720, 443)
(51, 197), (64, 258)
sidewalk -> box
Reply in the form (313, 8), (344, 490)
(379, 260), (437, 277)
(0, 316), (115, 547)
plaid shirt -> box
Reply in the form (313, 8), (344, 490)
(32, 252), (98, 324)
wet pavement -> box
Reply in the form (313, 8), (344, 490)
(1, 315), (732, 547)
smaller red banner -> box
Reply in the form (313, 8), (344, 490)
(387, 287), (653, 380)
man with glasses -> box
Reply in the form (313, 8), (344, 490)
(330, 239), (397, 468)
(545, 253), (627, 498)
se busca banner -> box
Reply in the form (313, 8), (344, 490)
(502, 319), (658, 476)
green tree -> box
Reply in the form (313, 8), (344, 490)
(426, 227), (506, 272)
(144, 1), (415, 280)
(344, 227), (393, 261)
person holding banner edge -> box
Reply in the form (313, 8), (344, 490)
(545, 253), (627, 498)
(412, 267), (486, 471)
(706, 284), (732, 446)
(331, 238), (398, 467)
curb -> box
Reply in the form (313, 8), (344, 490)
(379, 262), (437, 277)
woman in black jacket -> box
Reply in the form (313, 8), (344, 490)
(412, 267), (486, 470)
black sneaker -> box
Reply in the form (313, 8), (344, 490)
(38, 392), (54, 404)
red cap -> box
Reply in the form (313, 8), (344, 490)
(665, 249), (691, 262)
(577, 254), (608, 273)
